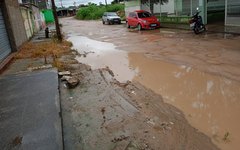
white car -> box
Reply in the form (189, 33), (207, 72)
(102, 12), (121, 25)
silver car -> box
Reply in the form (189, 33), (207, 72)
(102, 12), (121, 25)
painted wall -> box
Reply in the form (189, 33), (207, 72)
(42, 9), (54, 23)
(3, 0), (27, 50)
(20, 7), (34, 39)
(40, 12), (46, 29)
(31, 5), (42, 32)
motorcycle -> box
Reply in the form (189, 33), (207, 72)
(189, 9), (206, 34)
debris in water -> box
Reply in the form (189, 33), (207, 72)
(78, 51), (95, 57)
(223, 132), (231, 142)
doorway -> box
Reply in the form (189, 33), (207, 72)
(207, 0), (225, 25)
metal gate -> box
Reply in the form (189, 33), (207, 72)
(225, 0), (240, 26)
(0, 8), (11, 61)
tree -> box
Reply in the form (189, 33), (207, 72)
(51, 0), (62, 42)
(111, 0), (124, 4)
(141, 0), (169, 14)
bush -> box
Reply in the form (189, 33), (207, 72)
(106, 4), (124, 12)
(76, 4), (124, 20)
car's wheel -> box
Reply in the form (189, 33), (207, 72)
(108, 20), (111, 25)
(126, 22), (130, 28)
(102, 20), (105, 24)
(137, 24), (142, 31)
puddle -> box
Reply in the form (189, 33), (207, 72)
(67, 36), (137, 82)
(128, 52), (240, 150)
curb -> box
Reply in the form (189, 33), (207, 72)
(0, 53), (16, 74)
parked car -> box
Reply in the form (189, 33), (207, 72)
(102, 12), (121, 25)
(126, 10), (160, 30)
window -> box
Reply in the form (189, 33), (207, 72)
(137, 12), (151, 18)
(129, 12), (136, 17)
(107, 12), (118, 16)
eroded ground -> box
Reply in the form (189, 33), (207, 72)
(60, 17), (240, 150)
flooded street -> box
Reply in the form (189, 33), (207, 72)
(68, 36), (136, 82)
(129, 53), (240, 150)
(61, 17), (240, 150)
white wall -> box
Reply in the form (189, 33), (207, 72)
(141, 0), (175, 15)
(125, 6), (141, 17)
(154, 0), (175, 14)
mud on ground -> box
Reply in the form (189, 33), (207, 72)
(60, 50), (219, 150)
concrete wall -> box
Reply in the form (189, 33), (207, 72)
(125, 0), (141, 17)
(141, 0), (175, 15)
(20, 7), (34, 39)
(154, 0), (175, 15)
(40, 12), (46, 29)
(2, 0), (27, 50)
(31, 5), (42, 32)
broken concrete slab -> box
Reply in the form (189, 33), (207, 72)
(0, 69), (63, 150)
(58, 71), (71, 76)
(66, 77), (79, 88)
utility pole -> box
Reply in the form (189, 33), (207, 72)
(105, 0), (108, 6)
(159, 0), (161, 21)
(51, 0), (62, 42)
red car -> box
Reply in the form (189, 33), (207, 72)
(126, 10), (160, 30)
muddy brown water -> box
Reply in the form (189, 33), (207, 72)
(68, 36), (136, 82)
(63, 18), (240, 150)
(129, 53), (240, 150)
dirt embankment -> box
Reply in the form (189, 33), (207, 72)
(60, 49), (219, 150)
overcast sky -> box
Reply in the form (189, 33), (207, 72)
(54, 0), (114, 7)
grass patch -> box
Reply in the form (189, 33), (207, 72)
(15, 40), (73, 71)
(76, 4), (125, 20)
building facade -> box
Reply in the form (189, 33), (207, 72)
(0, 0), (27, 62)
(125, 0), (240, 26)
(0, 0), (47, 63)
(19, 0), (47, 39)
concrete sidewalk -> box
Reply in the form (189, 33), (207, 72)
(0, 69), (63, 150)
(31, 25), (56, 43)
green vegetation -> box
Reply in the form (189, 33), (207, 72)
(76, 3), (125, 20)
(157, 16), (191, 24)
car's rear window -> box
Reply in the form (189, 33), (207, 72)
(107, 13), (118, 16)
(137, 12), (151, 18)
